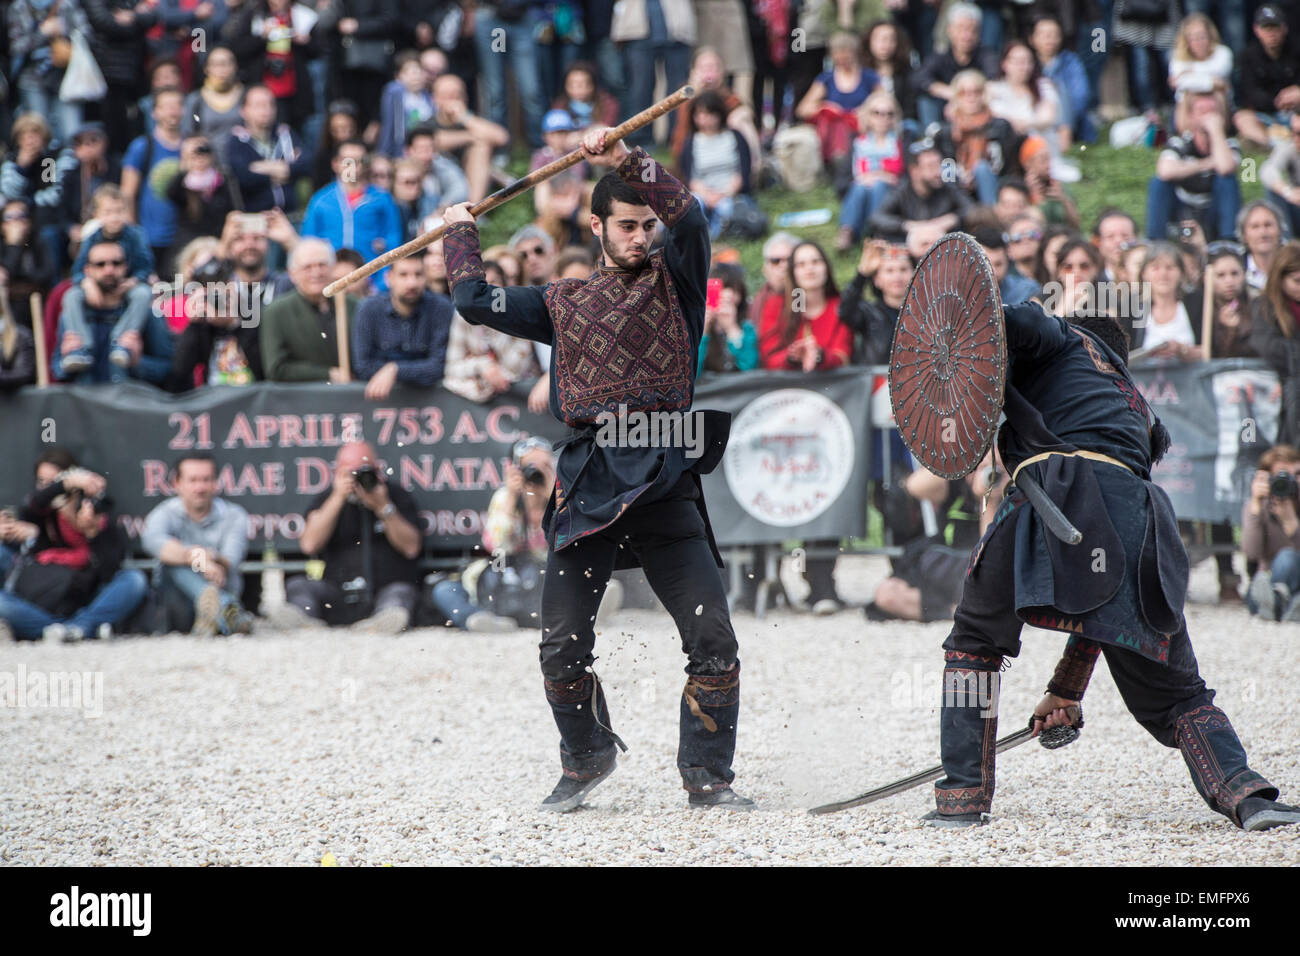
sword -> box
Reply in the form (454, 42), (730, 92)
(808, 712), (1082, 816)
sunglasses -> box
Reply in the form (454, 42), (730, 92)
(869, 109), (895, 117)
(766, 256), (788, 265)
(513, 436), (553, 460)
(88, 258), (125, 268)
(519, 246), (547, 259)
(1006, 230), (1042, 243)
(1206, 240), (1246, 258)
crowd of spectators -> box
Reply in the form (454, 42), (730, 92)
(4, 1), (1300, 633)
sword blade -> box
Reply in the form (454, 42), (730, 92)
(807, 727), (1034, 816)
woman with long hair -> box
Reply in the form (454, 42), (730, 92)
(987, 40), (1071, 178)
(795, 31), (879, 166)
(553, 60), (620, 131)
(1048, 235), (1103, 318)
(1238, 200), (1287, 293)
(862, 20), (917, 133)
(1131, 241), (1199, 358)
(182, 47), (246, 154)
(1168, 13), (1232, 99)
(835, 90), (905, 253)
(697, 262), (757, 375)
(1033, 224), (1075, 286)
(312, 100), (360, 190)
(1204, 244), (1258, 359)
(0, 277), (37, 391)
(1250, 241), (1300, 446)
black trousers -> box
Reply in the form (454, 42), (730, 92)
(539, 490), (741, 791)
(934, 511), (1276, 824)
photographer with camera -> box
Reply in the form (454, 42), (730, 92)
(143, 453), (255, 636)
(0, 464), (147, 643)
(1244, 444), (1300, 622)
(168, 265), (265, 391)
(274, 441), (423, 633)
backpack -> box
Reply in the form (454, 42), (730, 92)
(772, 124), (823, 193)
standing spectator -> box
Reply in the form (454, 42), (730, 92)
(216, 208), (296, 318)
(6, 0), (89, 147)
(274, 441), (423, 633)
(784, 0), (830, 109)
(1, 115), (76, 277)
(578, 0), (621, 96)
(168, 268), (265, 390)
(142, 452), (254, 636)
(669, 47), (761, 177)
(553, 60), (620, 131)
(1030, 14), (1093, 146)
(613, 0), (695, 149)
(301, 141), (402, 289)
(82, 0), (160, 153)
(987, 40), (1069, 179)
(1112, 0), (1182, 115)
(1146, 90), (1241, 242)
(390, 158), (428, 241)
(224, 0), (320, 132)
(913, 2), (999, 129)
(0, 283), (37, 390)
(182, 45), (246, 154)
(1239, 200), (1288, 294)
(1093, 207), (1138, 281)
(154, 2), (231, 90)
(933, 71), (1018, 207)
(696, 261), (757, 375)
(692, 0), (753, 104)
(1261, 115), (1300, 240)
(427, 73), (509, 205)
(795, 31), (879, 167)
(318, 0), (397, 137)
(749, 231), (797, 327)
(748, 0), (795, 131)
(1167, 13), (1232, 101)
(224, 85), (312, 215)
(863, 19), (916, 134)
(121, 87), (185, 271)
(351, 255), (452, 400)
(1202, 242), (1257, 358)
(534, 1), (588, 103)
(0, 465), (146, 642)
(260, 238), (357, 381)
(869, 141), (973, 258)
(58, 123), (121, 272)
(1, 200), (55, 331)
(159, 236), (222, 336)
(835, 90), (904, 253)
(402, 127), (470, 218)
(1232, 6), (1300, 149)
(680, 92), (756, 241)
(377, 50), (436, 158)
(1243, 444), (1300, 621)
(311, 99), (360, 190)
(757, 240), (852, 372)
(55, 237), (162, 382)
(165, 136), (242, 257)
(472, 0), (546, 148)
(1250, 242), (1300, 447)
(137, 59), (184, 141)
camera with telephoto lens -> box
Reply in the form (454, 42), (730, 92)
(352, 464), (379, 492)
(1269, 471), (1298, 500)
(521, 464), (546, 486)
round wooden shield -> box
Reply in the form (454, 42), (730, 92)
(889, 233), (1007, 479)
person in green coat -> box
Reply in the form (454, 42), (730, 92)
(260, 238), (359, 382)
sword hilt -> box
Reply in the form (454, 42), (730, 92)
(1029, 707), (1083, 750)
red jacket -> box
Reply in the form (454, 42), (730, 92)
(758, 294), (853, 370)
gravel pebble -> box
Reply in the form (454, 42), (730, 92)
(1, 556), (1295, 866)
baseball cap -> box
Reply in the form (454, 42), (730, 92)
(1255, 5), (1285, 26)
(542, 109), (577, 134)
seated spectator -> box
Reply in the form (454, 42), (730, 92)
(58, 123), (121, 274)
(697, 262), (758, 375)
(913, 2), (999, 130)
(1006, 215), (1044, 279)
(260, 238), (357, 382)
(182, 46), (246, 154)
(122, 87), (186, 272)
(169, 267), (265, 391)
(428, 73), (509, 205)
(222, 0), (319, 132)
(0, 465), (146, 642)
(166, 136), (242, 256)
(839, 238), (910, 366)
(142, 452), (253, 635)
(835, 91), (905, 253)
(402, 127), (471, 220)
(863, 451), (1004, 623)
(1231, 6), (1300, 149)
(0, 449), (76, 581)
(0, 284), (36, 391)
(796, 31), (879, 166)
(301, 141), (402, 290)
(863, 19), (917, 134)
(1093, 208), (1139, 282)
(1238, 200), (1287, 294)
(1168, 14), (1233, 101)
(1020, 136), (1079, 228)
(428, 438), (554, 632)
(510, 225), (558, 286)
(682, 92), (758, 241)
(312, 99), (361, 190)
(935, 70), (1020, 206)
(531, 111), (592, 250)
(71, 186), (156, 288)
(215, 209), (297, 321)
(1261, 115), (1300, 240)
(55, 238), (163, 382)
(352, 255), (452, 400)
(273, 441), (423, 633)
(758, 240), (853, 373)
(1130, 242), (1199, 358)
(1250, 242), (1300, 447)
(1147, 90), (1241, 242)
(1204, 243), (1258, 359)
(974, 226), (1039, 305)
(987, 40), (1069, 180)
(1, 115), (76, 278)
(1, 200), (55, 330)
(1030, 14), (1093, 146)
(870, 142), (973, 258)
(378, 51), (436, 158)
(1243, 444), (1300, 621)
(225, 85), (312, 215)
(670, 47), (761, 177)
(553, 61), (620, 131)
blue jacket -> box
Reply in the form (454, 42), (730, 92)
(1043, 52), (1091, 130)
(301, 183), (404, 290)
(377, 80), (436, 159)
(225, 124), (313, 213)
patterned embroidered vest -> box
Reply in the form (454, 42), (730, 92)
(545, 254), (694, 425)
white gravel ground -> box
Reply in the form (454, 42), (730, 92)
(2, 556), (1296, 866)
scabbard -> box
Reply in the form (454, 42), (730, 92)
(1014, 471), (1083, 545)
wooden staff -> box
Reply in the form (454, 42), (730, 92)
(1201, 260), (1214, 361)
(323, 85), (695, 298)
(29, 292), (49, 388)
(333, 292), (351, 383)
